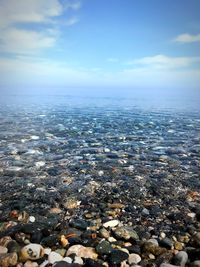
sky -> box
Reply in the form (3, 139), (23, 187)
(0, 0), (200, 96)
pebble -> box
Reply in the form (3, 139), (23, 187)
(0, 252), (18, 267)
(74, 256), (84, 264)
(128, 253), (142, 265)
(190, 261), (200, 267)
(103, 219), (119, 228)
(29, 216), (36, 223)
(113, 226), (139, 240)
(67, 245), (98, 259)
(109, 249), (129, 265)
(20, 244), (44, 261)
(96, 240), (113, 255)
(0, 246), (8, 254)
(24, 261), (39, 267)
(62, 257), (73, 263)
(99, 228), (110, 239)
(48, 251), (64, 264)
(173, 251), (188, 267)
(159, 238), (174, 249)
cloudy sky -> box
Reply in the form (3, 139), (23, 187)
(0, 0), (200, 95)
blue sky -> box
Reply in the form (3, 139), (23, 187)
(0, 0), (200, 95)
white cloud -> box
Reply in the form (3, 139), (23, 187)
(0, 28), (57, 54)
(174, 33), (200, 43)
(126, 54), (200, 69)
(0, 0), (81, 55)
(0, 0), (63, 27)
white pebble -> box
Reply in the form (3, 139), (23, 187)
(103, 219), (119, 228)
(63, 257), (73, 263)
(48, 251), (63, 264)
(24, 261), (38, 267)
(128, 253), (141, 265)
(29, 216), (36, 223)
(44, 248), (51, 255)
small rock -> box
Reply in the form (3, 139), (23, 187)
(99, 228), (110, 239)
(60, 235), (69, 247)
(108, 237), (117, 242)
(190, 261), (200, 267)
(173, 251), (188, 267)
(113, 226), (139, 240)
(96, 240), (112, 255)
(174, 241), (184, 251)
(63, 257), (73, 263)
(74, 256), (84, 264)
(142, 242), (167, 256)
(29, 216), (36, 223)
(109, 249), (129, 265)
(103, 220), (119, 228)
(108, 203), (125, 209)
(55, 249), (66, 257)
(69, 219), (88, 230)
(0, 246), (8, 254)
(24, 261), (39, 267)
(67, 245), (98, 260)
(159, 238), (173, 249)
(0, 252), (18, 267)
(20, 244), (44, 261)
(44, 248), (51, 255)
(48, 251), (63, 264)
(128, 253), (141, 265)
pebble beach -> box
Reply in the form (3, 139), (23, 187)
(0, 98), (200, 267)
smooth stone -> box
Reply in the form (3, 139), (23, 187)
(24, 261), (39, 267)
(109, 249), (129, 265)
(0, 252), (18, 267)
(103, 219), (119, 228)
(67, 245), (98, 260)
(69, 219), (88, 230)
(159, 238), (174, 249)
(44, 248), (51, 255)
(142, 242), (167, 256)
(108, 203), (125, 209)
(147, 239), (159, 246)
(128, 253), (142, 265)
(63, 257), (73, 263)
(173, 251), (188, 267)
(48, 251), (63, 264)
(99, 228), (110, 239)
(30, 231), (43, 244)
(174, 242), (184, 251)
(29, 216), (36, 223)
(190, 261), (200, 267)
(41, 235), (58, 247)
(0, 246), (8, 254)
(55, 249), (66, 257)
(20, 244), (44, 261)
(113, 226), (139, 240)
(96, 240), (112, 255)
(74, 256), (84, 264)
